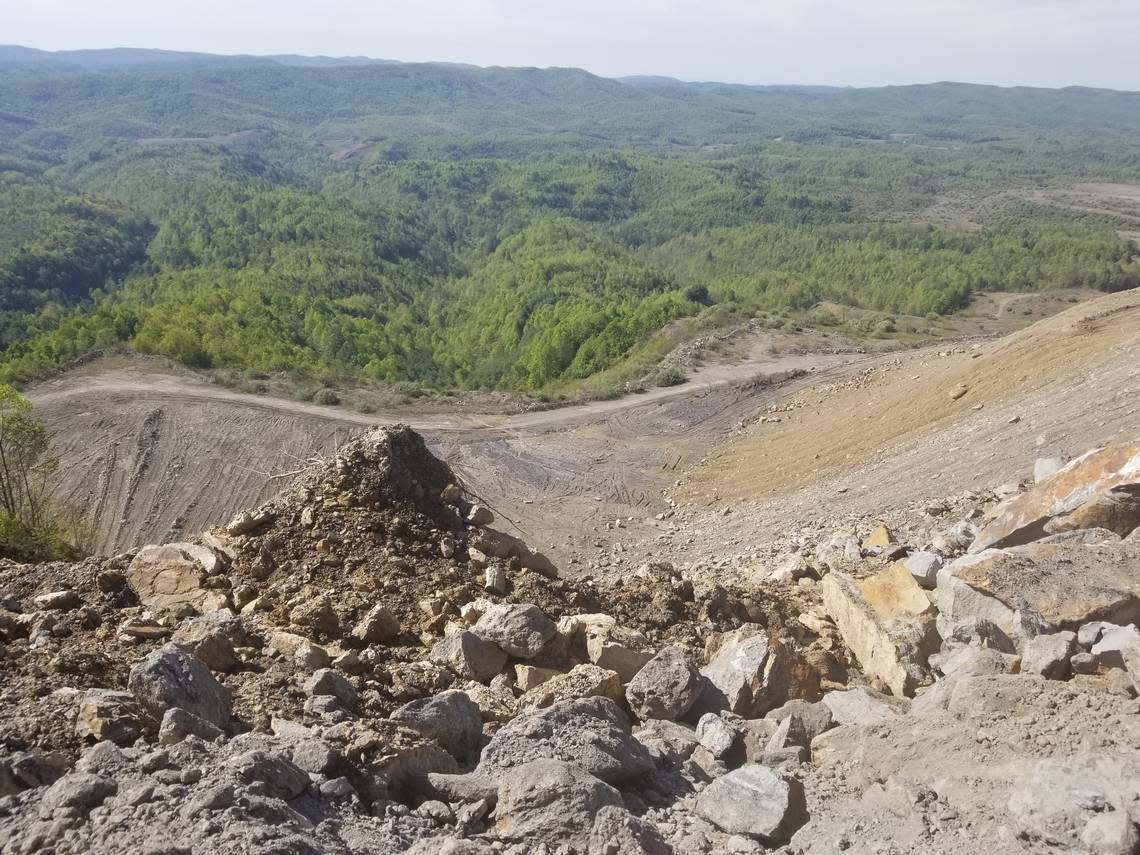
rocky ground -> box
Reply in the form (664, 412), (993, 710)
(1, 427), (1139, 854)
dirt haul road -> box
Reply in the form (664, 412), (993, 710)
(27, 336), (855, 564)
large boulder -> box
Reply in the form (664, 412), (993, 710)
(972, 444), (1140, 552)
(936, 541), (1140, 634)
(625, 646), (702, 721)
(472, 603), (557, 659)
(125, 544), (227, 614)
(430, 631), (508, 682)
(493, 759), (623, 850)
(694, 764), (807, 845)
(127, 645), (231, 728)
(693, 626), (815, 718)
(584, 623), (654, 682)
(821, 566), (939, 696)
(390, 690), (484, 764)
(821, 686), (909, 726)
(478, 696), (653, 785)
(170, 610), (243, 672)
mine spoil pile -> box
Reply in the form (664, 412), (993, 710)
(1, 427), (1139, 854)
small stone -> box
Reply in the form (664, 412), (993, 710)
(696, 713), (739, 759)
(33, 591), (81, 611)
(431, 631), (508, 682)
(304, 668), (358, 706)
(158, 707), (224, 745)
(467, 505), (495, 526)
(352, 604), (400, 644)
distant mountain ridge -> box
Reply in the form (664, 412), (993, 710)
(0, 44), (400, 72)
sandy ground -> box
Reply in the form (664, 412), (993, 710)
(26, 288), (1140, 575)
(26, 332), (855, 563)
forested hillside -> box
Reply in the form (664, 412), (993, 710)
(0, 48), (1138, 395)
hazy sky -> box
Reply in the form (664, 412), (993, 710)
(4, 0), (1138, 90)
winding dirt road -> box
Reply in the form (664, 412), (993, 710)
(26, 335), (855, 561)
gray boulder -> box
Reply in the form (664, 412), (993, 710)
(1021, 631), (1077, 679)
(472, 603), (556, 658)
(158, 707), (224, 745)
(74, 689), (150, 746)
(588, 805), (673, 855)
(693, 764), (807, 845)
(391, 690), (484, 764)
(170, 610), (243, 672)
(1091, 624), (1140, 669)
(304, 668), (358, 706)
(764, 700), (835, 747)
(228, 749), (310, 800)
(430, 631), (508, 682)
(494, 759), (623, 850)
(821, 687), (909, 726)
(900, 551), (943, 589)
(127, 645), (231, 728)
(479, 696), (653, 785)
(696, 713), (739, 759)
(694, 628), (786, 718)
(40, 772), (117, 814)
(625, 646), (701, 721)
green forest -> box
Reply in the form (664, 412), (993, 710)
(1, 49), (1139, 396)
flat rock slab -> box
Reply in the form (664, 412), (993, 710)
(972, 444), (1140, 552)
(939, 541), (1140, 632)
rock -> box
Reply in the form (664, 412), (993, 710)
(696, 712), (739, 759)
(937, 542), (1140, 635)
(515, 664), (562, 691)
(41, 772), (117, 814)
(484, 565), (507, 595)
(292, 739), (340, 775)
(695, 626), (811, 718)
(479, 696), (653, 785)
(290, 593), (340, 637)
(128, 644), (231, 728)
(224, 508), (274, 536)
(898, 551), (943, 589)
(170, 611), (241, 672)
(520, 663), (623, 709)
(588, 805), (672, 855)
(821, 566), (939, 696)
(1091, 624), (1140, 669)
(764, 699), (834, 747)
(816, 531), (862, 571)
(1071, 651), (1098, 675)
(430, 631), (508, 682)
(1034, 456), (1067, 483)
(228, 749), (310, 800)
(941, 617), (1017, 653)
(75, 689), (150, 745)
(1021, 631), (1077, 679)
(33, 590), (81, 611)
(460, 682), (518, 725)
(634, 719), (700, 766)
(304, 668), (358, 706)
(472, 603), (557, 659)
(126, 544), (226, 614)
(1007, 754), (1140, 855)
(693, 764), (807, 845)
(585, 623), (654, 682)
(352, 604), (400, 644)
(157, 707), (224, 745)
(625, 646), (702, 721)
(930, 645), (1020, 681)
(972, 444), (1140, 551)
(441, 483), (462, 503)
(268, 631), (331, 670)
(1078, 621), (1113, 648)
(467, 504), (495, 526)
(862, 525), (894, 549)
(821, 686), (909, 726)
(391, 690), (484, 763)
(493, 759), (623, 849)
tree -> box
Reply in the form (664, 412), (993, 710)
(0, 384), (73, 560)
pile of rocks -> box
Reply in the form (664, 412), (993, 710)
(1, 430), (1138, 854)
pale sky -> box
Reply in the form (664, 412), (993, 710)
(3, 0), (1138, 90)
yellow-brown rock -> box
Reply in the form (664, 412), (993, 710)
(972, 444), (1140, 552)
